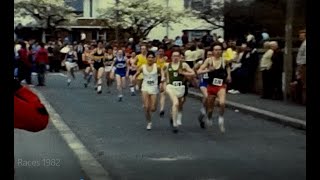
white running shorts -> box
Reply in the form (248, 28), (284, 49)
(141, 84), (159, 95)
(105, 66), (113, 72)
(65, 61), (78, 71)
(166, 84), (185, 98)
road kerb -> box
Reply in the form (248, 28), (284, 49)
(188, 90), (306, 130)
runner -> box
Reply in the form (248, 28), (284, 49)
(90, 41), (106, 94)
(194, 51), (213, 128)
(197, 43), (231, 133)
(104, 46), (115, 93)
(82, 45), (94, 88)
(126, 51), (138, 96)
(162, 50), (195, 133)
(136, 45), (148, 91)
(64, 45), (78, 86)
(111, 49), (127, 101)
(133, 51), (164, 130)
(156, 47), (168, 117)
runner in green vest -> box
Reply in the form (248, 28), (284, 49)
(162, 50), (195, 133)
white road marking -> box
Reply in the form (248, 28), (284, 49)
(48, 73), (67, 77)
(148, 156), (193, 161)
(30, 87), (112, 180)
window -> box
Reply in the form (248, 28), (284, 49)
(184, 0), (213, 10)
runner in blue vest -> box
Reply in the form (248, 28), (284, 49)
(111, 49), (127, 101)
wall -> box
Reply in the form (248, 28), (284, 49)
(147, 0), (224, 40)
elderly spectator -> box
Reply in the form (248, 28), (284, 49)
(296, 29), (306, 104)
(270, 41), (283, 100)
(259, 41), (274, 99)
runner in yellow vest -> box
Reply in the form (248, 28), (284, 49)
(136, 45), (148, 90)
(156, 47), (168, 117)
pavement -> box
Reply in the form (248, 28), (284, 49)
(15, 72), (306, 180)
(14, 124), (88, 180)
(188, 88), (306, 130)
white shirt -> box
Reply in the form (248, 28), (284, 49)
(81, 33), (86, 40)
(296, 40), (306, 65)
(184, 50), (197, 62)
(142, 64), (158, 87)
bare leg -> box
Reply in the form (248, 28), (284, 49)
(96, 67), (104, 94)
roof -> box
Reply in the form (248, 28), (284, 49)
(65, 0), (83, 12)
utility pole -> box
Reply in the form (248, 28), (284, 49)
(115, 0), (120, 42)
(89, 0), (93, 17)
(166, 0), (169, 37)
(284, 0), (294, 101)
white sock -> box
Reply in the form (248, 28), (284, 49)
(118, 94), (123, 98)
(200, 106), (206, 115)
(218, 116), (224, 124)
(130, 86), (135, 92)
(135, 85), (139, 91)
(67, 79), (71, 83)
(177, 112), (182, 125)
(97, 85), (102, 92)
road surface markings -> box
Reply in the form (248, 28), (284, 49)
(148, 156), (193, 161)
(48, 73), (67, 77)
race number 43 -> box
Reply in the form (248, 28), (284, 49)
(212, 78), (223, 86)
(172, 81), (183, 86)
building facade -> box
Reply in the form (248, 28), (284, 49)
(82, 0), (224, 41)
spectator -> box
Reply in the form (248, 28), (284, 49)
(259, 41), (274, 99)
(17, 42), (32, 85)
(296, 29), (306, 104)
(201, 31), (213, 48)
(182, 31), (189, 46)
(35, 42), (49, 86)
(174, 36), (183, 47)
(270, 41), (283, 100)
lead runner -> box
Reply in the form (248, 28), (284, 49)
(197, 43), (231, 133)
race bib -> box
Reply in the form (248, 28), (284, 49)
(116, 63), (125, 68)
(147, 80), (155, 85)
(212, 78), (223, 86)
(172, 81), (183, 86)
(67, 58), (73, 62)
(203, 73), (209, 79)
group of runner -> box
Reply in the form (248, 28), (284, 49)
(62, 41), (231, 134)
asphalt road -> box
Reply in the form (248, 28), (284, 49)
(30, 72), (306, 180)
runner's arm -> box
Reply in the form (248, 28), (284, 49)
(73, 51), (78, 61)
(82, 53), (86, 62)
(133, 66), (142, 79)
(181, 62), (195, 77)
(126, 59), (130, 77)
(226, 60), (232, 82)
(197, 58), (211, 74)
